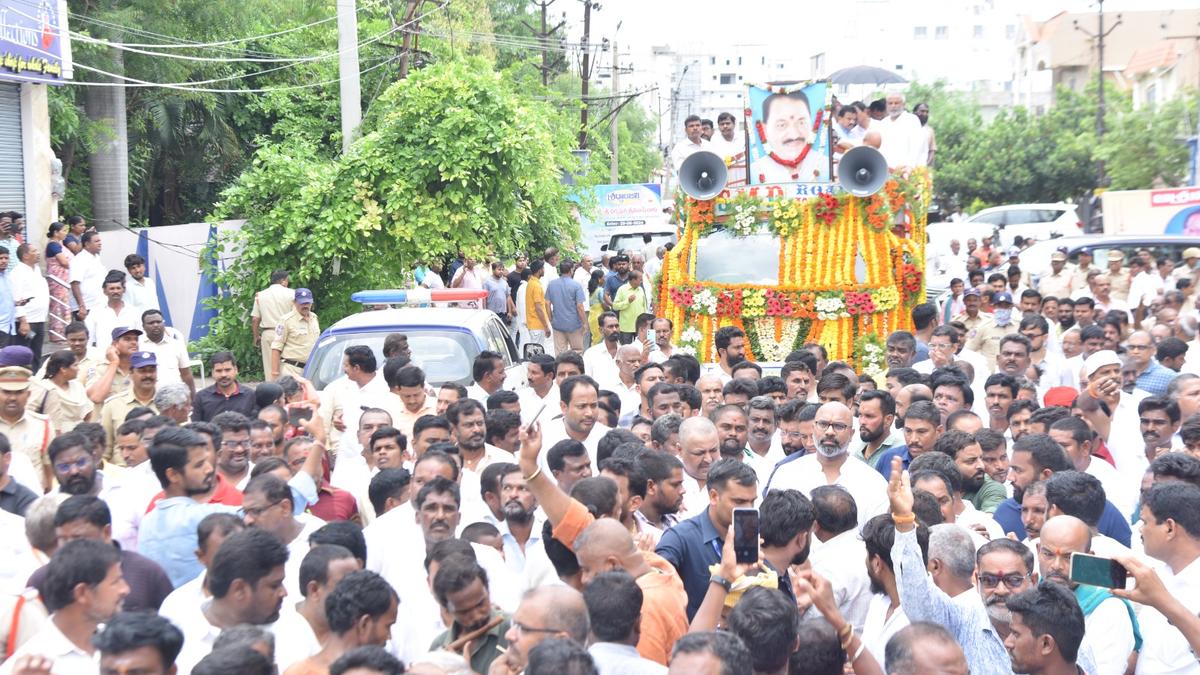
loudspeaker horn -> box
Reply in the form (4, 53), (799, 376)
(679, 151), (728, 200)
(838, 145), (889, 197)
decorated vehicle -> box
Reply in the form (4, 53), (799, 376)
(655, 80), (931, 379)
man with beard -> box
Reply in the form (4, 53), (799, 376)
(990, 434), (1073, 541)
(174, 528), (290, 674)
(996, 334), (1033, 381)
(932, 430), (1006, 513)
(758, 489), (814, 603)
(976, 538), (1039, 640)
(430, 557), (510, 674)
(708, 327), (746, 383)
(98, 350), (158, 464)
(573, 518), (688, 665)
(635, 451), (685, 536)
(711, 404), (749, 460)
(584, 312), (623, 385)
(885, 457), (1014, 674)
(538, 376), (610, 477)
(774, 400), (816, 457)
(1004, 582), (1089, 675)
(447, 399), (505, 517)
(193, 351), (256, 422)
(211, 411), (253, 490)
(1036, 515), (1138, 675)
(497, 464), (541, 576)
(765, 402), (888, 528)
(852, 390), (900, 468)
(885, 331), (917, 370)
(47, 431), (106, 497)
(139, 427), (324, 586)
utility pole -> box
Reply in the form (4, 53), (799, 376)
(579, 0), (594, 150)
(1074, 0), (1121, 187)
(397, 0), (423, 79)
(610, 41), (620, 183)
(522, 1), (566, 87)
(337, 0), (362, 153)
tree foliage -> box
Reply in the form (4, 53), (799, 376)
(905, 81), (1197, 211)
(201, 58), (584, 371)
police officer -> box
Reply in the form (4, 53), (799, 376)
(1037, 250), (1074, 299)
(1105, 250), (1132, 303)
(965, 290), (1016, 370)
(0, 363), (53, 491)
(270, 288), (319, 379)
(250, 269), (294, 378)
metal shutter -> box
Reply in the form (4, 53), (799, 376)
(0, 84), (24, 224)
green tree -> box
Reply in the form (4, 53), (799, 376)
(202, 58), (585, 372)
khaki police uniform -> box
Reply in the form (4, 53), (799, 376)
(964, 318), (1014, 372)
(100, 391), (158, 465)
(0, 412), (52, 490)
(251, 283), (296, 377)
(1108, 268), (1132, 303)
(952, 311), (992, 335)
(1070, 263), (1098, 292)
(271, 310), (320, 378)
(1037, 268), (1074, 299)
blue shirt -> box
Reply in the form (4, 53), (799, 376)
(655, 508), (723, 620)
(0, 268), (15, 334)
(994, 496), (1132, 547)
(138, 472), (318, 586)
(892, 527), (1012, 675)
(872, 444), (914, 477)
(1136, 359), (1175, 397)
(482, 277), (510, 315)
(545, 277), (587, 332)
(604, 271), (627, 302)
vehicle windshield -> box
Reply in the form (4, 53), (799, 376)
(694, 230), (780, 285)
(307, 329), (479, 390)
(609, 233), (676, 253)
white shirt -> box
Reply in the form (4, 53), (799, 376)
(11, 262), (48, 323)
(1081, 594), (1137, 675)
(573, 265), (593, 291)
(1108, 390), (1151, 476)
(123, 276), (160, 316)
(1129, 271), (1166, 309)
(68, 249), (105, 311)
(765, 454), (889, 528)
(861, 592), (909, 667)
(956, 501), (1004, 540)
(173, 601), (225, 675)
(537, 417), (611, 479)
(670, 137), (709, 173)
(0, 615), (97, 675)
(466, 383), (492, 405)
(85, 303), (140, 348)
(517, 385), (560, 425)
(159, 572), (207, 629)
(744, 442), (785, 489)
(1135, 555), (1200, 674)
(459, 444), (510, 518)
(138, 328), (190, 386)
(707, 134), (744, 162)
(876, 111), (926, 168)
(283, 514), (327, 600)
(583, 342), (621, 386)
(106, 460), (161, 552)
(271, 605), (321, 673)
(1084, 456), (1138, 521)
(680, 471), (710, 518)
(0, 510), (39, 595)
(809, 528), (873, 631)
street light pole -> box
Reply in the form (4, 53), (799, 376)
(610, 40), (620, 184)
(337, 0), (362, 154)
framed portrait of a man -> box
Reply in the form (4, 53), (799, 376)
(746, 81), (832, 185)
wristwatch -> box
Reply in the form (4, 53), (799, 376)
(710, 574), (732, 592)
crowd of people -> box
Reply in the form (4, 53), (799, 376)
(0, 216), (1197, 675)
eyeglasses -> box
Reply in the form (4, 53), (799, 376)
(53, 456), (92, 474)
(979, 572), (1031, 589)
(511, 620), (563, 637)
(814, 420), (850, 433)
(1127, 344), (1153, 351)
(242, 500), (284, 518)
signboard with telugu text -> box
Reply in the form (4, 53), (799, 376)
(576, 183), (669, 255)
(0, 0), (70, 84)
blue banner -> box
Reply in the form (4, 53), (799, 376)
(0, 1), (68, 84)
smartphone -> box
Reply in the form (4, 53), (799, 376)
(529, 402), (547, 427)
(733, 508), (759, 564)
(1069, 552), (1128, 589)
(288, 406), (314, 428)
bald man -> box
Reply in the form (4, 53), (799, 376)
(696, 375), (724, 418)
(765, 402), (888, 526)
(495, 586), (590, 675)
(1036, 516), (1136, 675)
(574, 519), (688, 665)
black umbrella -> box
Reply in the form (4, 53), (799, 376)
(828, 65), (907, 85)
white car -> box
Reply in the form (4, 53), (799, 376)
(302, 289), (526, 391)
(929, 203), (1082, 251)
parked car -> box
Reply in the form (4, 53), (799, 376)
(303, 289), (525, 391)
(928, 203), (1083, 251)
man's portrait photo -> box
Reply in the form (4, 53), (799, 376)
(748, 82), (832, 185)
